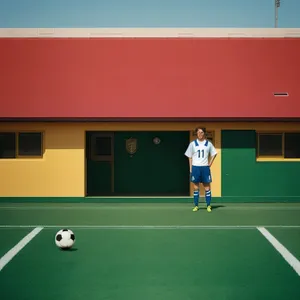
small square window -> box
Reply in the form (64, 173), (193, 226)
(258, 134), (283, 157)
(18, 132), (43, 157)
(95, 136), (112, 156)
(90, 133), (113, 161)
(0, 132), (16, 158)
(206, 131), (214, 144)
(284, 133), (300, 158)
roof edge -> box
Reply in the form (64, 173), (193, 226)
(1, 117), (300, 123)
(1, 28), (300, 38)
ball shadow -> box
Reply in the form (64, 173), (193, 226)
(60, 247), (78, 252)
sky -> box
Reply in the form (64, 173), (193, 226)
(0, 0), (299, 28)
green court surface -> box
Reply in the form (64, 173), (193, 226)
(0, 203), (300, 300)
(0, 228), (33, 258)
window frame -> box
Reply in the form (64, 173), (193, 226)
(256, 132), (284, 158)
(90, 132), (114, 162)
(284, 132), (300, 159)
(0, 130), (44, 159)
(0, 131), (17, 159)
(256, 131), (300, 162)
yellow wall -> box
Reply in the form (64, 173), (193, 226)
(0, 124), (85, 197)
(0, 121), (299, 197)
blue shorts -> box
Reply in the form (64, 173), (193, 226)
(190, 166), (212, 184)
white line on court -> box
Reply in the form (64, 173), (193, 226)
(0, 206), (300, 210)
(0, 225), (299, 229)
(257, 227), (300, 276)
(0, 227), (43, 272)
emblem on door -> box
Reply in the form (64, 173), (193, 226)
(126, 138), (137, 155)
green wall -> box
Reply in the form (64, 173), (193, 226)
(221, 130), (300, 201)
(114, 131), (190, 196)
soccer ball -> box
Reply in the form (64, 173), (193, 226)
(55, 229), (75, 250)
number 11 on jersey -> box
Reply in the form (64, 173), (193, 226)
(197, 149), (204, 158)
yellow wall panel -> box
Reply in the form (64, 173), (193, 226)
(0, 124), (85, 197)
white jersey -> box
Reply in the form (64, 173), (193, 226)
(184, 139), (217, 166)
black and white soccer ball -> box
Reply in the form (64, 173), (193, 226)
(55, 229), (75, 250)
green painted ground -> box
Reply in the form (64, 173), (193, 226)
(0, 228), (32, 257)
(0, 203), (300, 226)
(0, 203), (299, 300)
(0, 229), (300, 300)
(268, 228), (300, 260)
(1, 197), (300, 203)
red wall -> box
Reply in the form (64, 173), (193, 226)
(0, 38), (299, 119)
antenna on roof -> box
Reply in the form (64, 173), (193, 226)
(275, 0), (280, 28)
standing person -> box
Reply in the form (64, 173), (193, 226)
(184, 127), (217, 212)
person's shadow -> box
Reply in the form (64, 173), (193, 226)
(198, 204), (225, 210)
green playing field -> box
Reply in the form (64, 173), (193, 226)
(0, 203), (299, 300)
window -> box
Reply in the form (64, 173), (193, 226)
(90, 133), (113, 161)
(257, 134), (282, 156)
(257, 132), (300, 159)
(0, 132), (16, 158)
(206, 131), (214, 144)
(285, 133), (300, 158)
(0, 132), (43, 159)
(18, 132), (43, 157)
(94, 136), (111, 156)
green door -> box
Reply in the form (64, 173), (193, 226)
(113, 131), (190, 196)
(86, 132), (114, 196)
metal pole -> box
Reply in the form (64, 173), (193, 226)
(275, 0), (280, 28)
